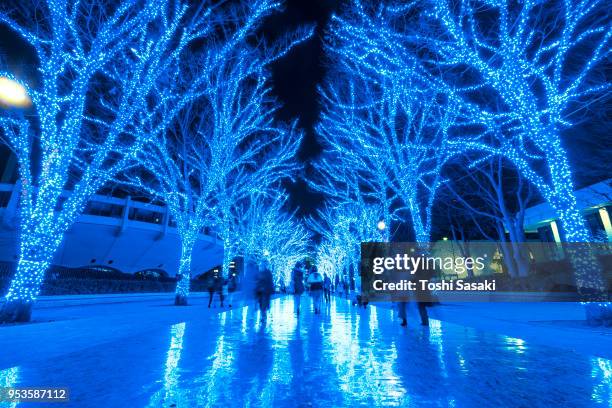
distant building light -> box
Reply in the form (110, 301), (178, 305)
(550, 221), (562, 243)
(598, 208), (612, 240)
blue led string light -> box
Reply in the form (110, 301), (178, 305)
(0, 0), (311, 320)
(116, 4), (310, 305)
(323, 0), (610, 321)
(238, 193), (310, 286)
(0, 0), (205, 320)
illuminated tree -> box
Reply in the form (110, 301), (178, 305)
(420, 0), (610, 244)
(208, 113), (303, 290)
(309, 201), (387, 292)
(313, 99), (395, 242)
(122, 100), (215, 305)
(238, 192), (310, 286)
(330, 0), (610, 242)
(0, 0), (309, 321)
(317, 59), (458, 244)
(126, 38), (309, 305)
(315, 240), (348, 284)
(307, 147), (394, 288)
(329, 0), (611, 323)
(425, 0), (610, 320)
(0, 0), (207, 321)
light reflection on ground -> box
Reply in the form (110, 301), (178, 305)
(1, 296), (610, 408)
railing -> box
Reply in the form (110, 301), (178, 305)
(0, 182), (221, 242)
(0, 261), (214, 296)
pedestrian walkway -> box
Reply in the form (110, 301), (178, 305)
(1, 296), (610, 407)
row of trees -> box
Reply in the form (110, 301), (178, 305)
(0, 0), (609, 324)
(0, 0), (311, 321)
(310, 0), (610, 323)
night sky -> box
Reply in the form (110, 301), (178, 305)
(263, 0), (340, 216)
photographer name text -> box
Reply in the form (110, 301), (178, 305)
(372, 279), (496, 292)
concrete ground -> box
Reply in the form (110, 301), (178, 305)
(0, 294), (610, 407)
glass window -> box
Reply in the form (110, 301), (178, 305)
(128, 207), (164, 224)
(84, 201), (124, 218)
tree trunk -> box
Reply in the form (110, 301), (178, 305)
(510, 241), (530, 278)
(222, 247), (233, 279)
(0, 299), (34, 323)
(411, 211), (430, 244)
(544, 147), (592, 242)
(452, 224), (474, 278)
(1, 255), (52, 322)
(174, 242), (194, 306)
(495, 222), (518, 278)
(503, 220), (529, 278)
(535, 137), (609, 325)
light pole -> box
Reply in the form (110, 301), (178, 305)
(0, 77), (31, 108)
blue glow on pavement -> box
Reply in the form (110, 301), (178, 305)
(2, 297), (611, 407)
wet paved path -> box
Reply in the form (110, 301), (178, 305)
(1, 296), (610, 407)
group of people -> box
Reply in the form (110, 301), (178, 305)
(206, 273), (238, 308)
(289, 259), (429, 326)
(291, 261), (333, 315)
(209, 258), (429, 328)
(207, 260), (276, 319)
(250, 259), (336, 319)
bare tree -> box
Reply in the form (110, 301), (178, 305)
(0, 0), (218, 321)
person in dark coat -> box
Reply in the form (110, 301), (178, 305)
(323, 273), (332, 303)
(398, 249), (430, 327)
(207, 273), (216, 308)
(215, 275), (225, 308)
(397, 300), (429, 327)
(255, 262), (274, 318)
(292, 261), (305, 315)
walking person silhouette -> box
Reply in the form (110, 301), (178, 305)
(255, 260), (274, 320)
(306, 264), (324, 314)
(292, 261), (305, 315)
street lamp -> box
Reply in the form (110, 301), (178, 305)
(0, 77), (31, 108)
(377, 220), (386, 231)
